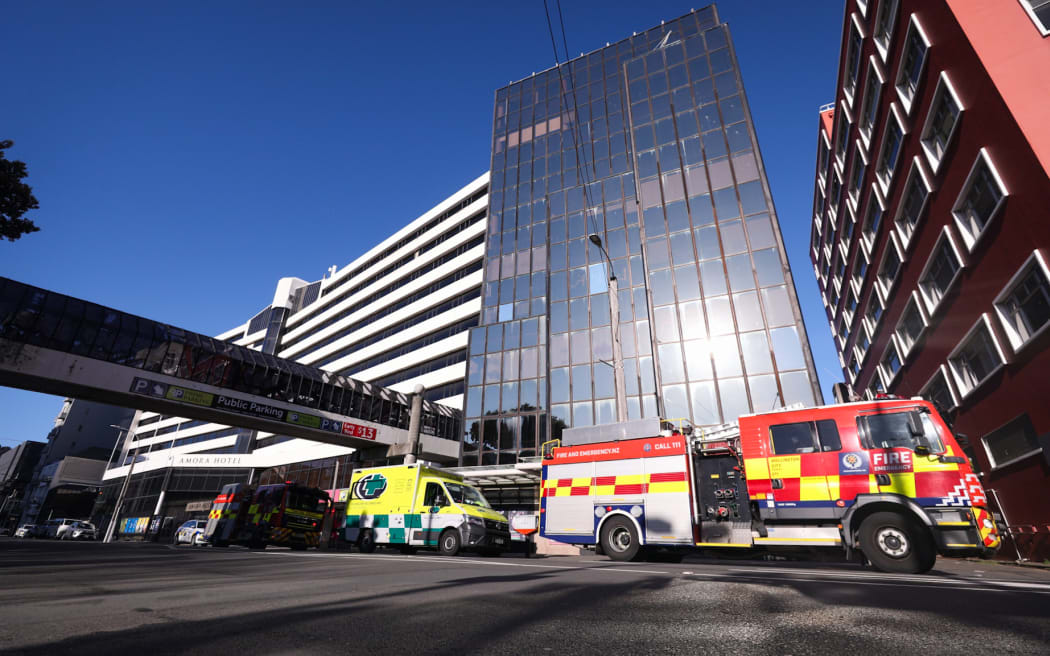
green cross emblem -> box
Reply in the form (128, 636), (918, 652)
(356, 473), (387, 499)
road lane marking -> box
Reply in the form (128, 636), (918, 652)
(724, 566), (1050, 589)
(251, 551), (1050, 592)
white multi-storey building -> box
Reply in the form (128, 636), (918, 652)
(103, 174), (488, 528)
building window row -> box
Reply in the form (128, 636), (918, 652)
(875, 251), (1050, 412)
(293, 215), (484, 334)
(306, 288), (479, 367)
(325, 187), (487, 299)
(288, 258), (483, 361)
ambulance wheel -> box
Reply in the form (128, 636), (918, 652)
(600, 516), (641, 562)
(438, 529), (461, 556)
(358, 529), (377, 553)
(859, 512), (935, 574)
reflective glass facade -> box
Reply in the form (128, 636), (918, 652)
(462, 6), (821, 465)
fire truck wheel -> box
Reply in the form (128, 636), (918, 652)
(358, 529), (377, 553)
(438, 529), (461, 556)
(859, 512), (935, 574)
(600, 516), (641, 562)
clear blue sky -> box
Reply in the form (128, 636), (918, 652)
(1, 1), (847, 448)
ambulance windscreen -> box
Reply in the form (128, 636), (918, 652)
(445, 483), (492, 509)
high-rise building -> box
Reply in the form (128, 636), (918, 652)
(463, 5), (823, 466)
(810, 1), (1050, 560)
(101, 175), (487, 525)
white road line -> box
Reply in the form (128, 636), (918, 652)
(725, 566), (1050, 589)
(254, 552), (1050, 592)
(723, 573), (1050, 595)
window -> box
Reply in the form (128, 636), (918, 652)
(1018, 1), (1050, 35)
(834, 254), (847, 282)
(948, 315), (1006, 397)
(848, 148), (868, 206)
(840, 208), (856, 250)
(920, 365), (957, 413)
(952, 150), (1008, 251)
(844, 289), (859, 322)
(918, 228), (964, 315)
(423, 482), (449, 507)
(828, 283), (840, 310)
(982, 413), (1042, 470)
(873, 0), (900, 59)
(856, 321), (871, 356)
(770, 422), (817, 454)
(919, 73), (963, 171)
(858, 410), (945, 452)
(770, 420), (842, 455)
(833, 104), (851, 164)
(848, 354), (859, 378)
(860, 186), (885, 252)
(858, 59), (885, 144)
(875, 106), (906, 191)
(876, 235), (903, 298)
(880, 339), (902, 383)
(994, 251), (1050, 351)
(868, 369), (886, 397)
(843, 16), (866, 102)
(829, 172), (843, 217)
(894, 293), (927, 356)
(818, 133), (831, 180)
(895, 16), (930, 112)
(894, 160), (931, 247)
(816, 420), (843, 451)
(865, 292), (884, 330)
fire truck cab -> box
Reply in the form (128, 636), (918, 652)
(540, 399), (999, 574)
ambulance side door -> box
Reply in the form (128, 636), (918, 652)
(419, 481), (451, 546)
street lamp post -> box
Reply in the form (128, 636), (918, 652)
(103, 442), (141, 544)
(589, 234), (628, 423)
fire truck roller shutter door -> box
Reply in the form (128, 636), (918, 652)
(543, 462), (597, 537)
(641, 454), (693, 543)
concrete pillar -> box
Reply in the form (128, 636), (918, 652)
(403, 384), (425, 464)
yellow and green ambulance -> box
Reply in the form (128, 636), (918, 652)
(345, 463), (510, 556)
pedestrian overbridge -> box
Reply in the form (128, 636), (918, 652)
(0, 277), (460, 461)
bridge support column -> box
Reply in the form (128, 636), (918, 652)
(403, 384), (425, 465)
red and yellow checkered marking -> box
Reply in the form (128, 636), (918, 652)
(542, 471), (688, 497)
(974, 507), (1000, 549)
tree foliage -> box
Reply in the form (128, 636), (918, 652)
(0, 140), (40, 242)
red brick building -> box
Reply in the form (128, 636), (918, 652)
(810, 0), (1050, 561)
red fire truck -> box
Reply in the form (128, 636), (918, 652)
(540, 399), (999, 573)
(204, 482), (331, 550)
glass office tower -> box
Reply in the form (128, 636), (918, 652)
(463, 5), (821, 465)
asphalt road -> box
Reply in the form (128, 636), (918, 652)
(2, 538), (1049, 655)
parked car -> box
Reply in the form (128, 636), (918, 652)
(14, 525), (35, 538)
(65, 521), (97, 541)
(46, 518), (80, 539)
(173, 520), (209, 546)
